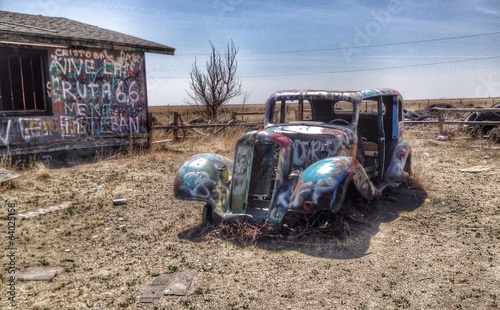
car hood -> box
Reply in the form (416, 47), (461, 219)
(264, 124), (356, 169)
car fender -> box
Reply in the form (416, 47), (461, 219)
(288, 156), (381, 214)
(173, 153), (233, 212)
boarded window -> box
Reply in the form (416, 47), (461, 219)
(0, 47), (48, 113)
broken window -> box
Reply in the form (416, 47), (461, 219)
(0, 47), (49, 113)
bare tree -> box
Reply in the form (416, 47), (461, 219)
(185, 40), (242, 121)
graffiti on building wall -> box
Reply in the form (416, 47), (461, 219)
(0, 117), (58, 146)
(49, 48), (148, 137)
(0, 119), (12, 146)
(0, 48), (149, 147)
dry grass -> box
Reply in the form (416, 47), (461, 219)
(0, 123), (498, 309)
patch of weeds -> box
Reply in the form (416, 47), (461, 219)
(180, 300), (195, 310)
(64, 263), (78, 273)
(357, 303), (368, 310)
(228, 301), (240, 310)
(165, 245), (176, 251)
(161, 224), (173, 233)
(207, 220), (274, 246)
(393, 296), (411, 308)
(193, 287), (208, 295)
(66, 206), (75, 216)
(0, 179), (18, 191)
(126, 279), (137, 288)
(281, 292), (295, 299)
(168, 265), (179, 273)
(118, 295), (136, 308)
(54, 282), (67, 291)
(39, 258), (49, 266)
(201, 265), (213, 272)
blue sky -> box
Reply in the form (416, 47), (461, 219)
(1, 0), (499, 105)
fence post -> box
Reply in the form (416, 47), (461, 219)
(173, 112), (179, 140)
(147, 112), (153, 149)
(437, 110), (444, 135)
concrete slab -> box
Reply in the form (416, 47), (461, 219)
(0, 168), (20, 183)
(138, 270), (198, 303)
(459, 165), (495, 173)
(17, 201), (74, 219)
(15, 267), (64, 281)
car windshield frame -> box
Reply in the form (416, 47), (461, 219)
(264, 92), (361, 129)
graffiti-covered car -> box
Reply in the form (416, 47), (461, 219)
(174, 89), (412, 229)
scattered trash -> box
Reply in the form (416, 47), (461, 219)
(425, 198), (432, 203)
(436, 135), (449, 141)
(113, 198), (127, 205)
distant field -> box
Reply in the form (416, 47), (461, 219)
(405, 97), (499, 110)
(149, 97), (500, 124)
(149, 97), (500, 112)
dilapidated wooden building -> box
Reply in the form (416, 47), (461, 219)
(0, 11), (174, 158)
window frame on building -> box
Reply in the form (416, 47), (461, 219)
(0, 46), (51, 115)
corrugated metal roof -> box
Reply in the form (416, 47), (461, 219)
(0, 10), (175, 55)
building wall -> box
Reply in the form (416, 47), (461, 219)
(0, 47), (149, 153)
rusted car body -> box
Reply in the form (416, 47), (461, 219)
(174, 89), (412, 229)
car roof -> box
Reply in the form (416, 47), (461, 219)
(267, 88), (401, 103)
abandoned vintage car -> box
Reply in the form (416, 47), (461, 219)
(174, 89), (412, 229)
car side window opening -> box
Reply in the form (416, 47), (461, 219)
(272, 99), (313, 123)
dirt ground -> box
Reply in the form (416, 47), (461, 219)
(0, 125), (498, 310)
